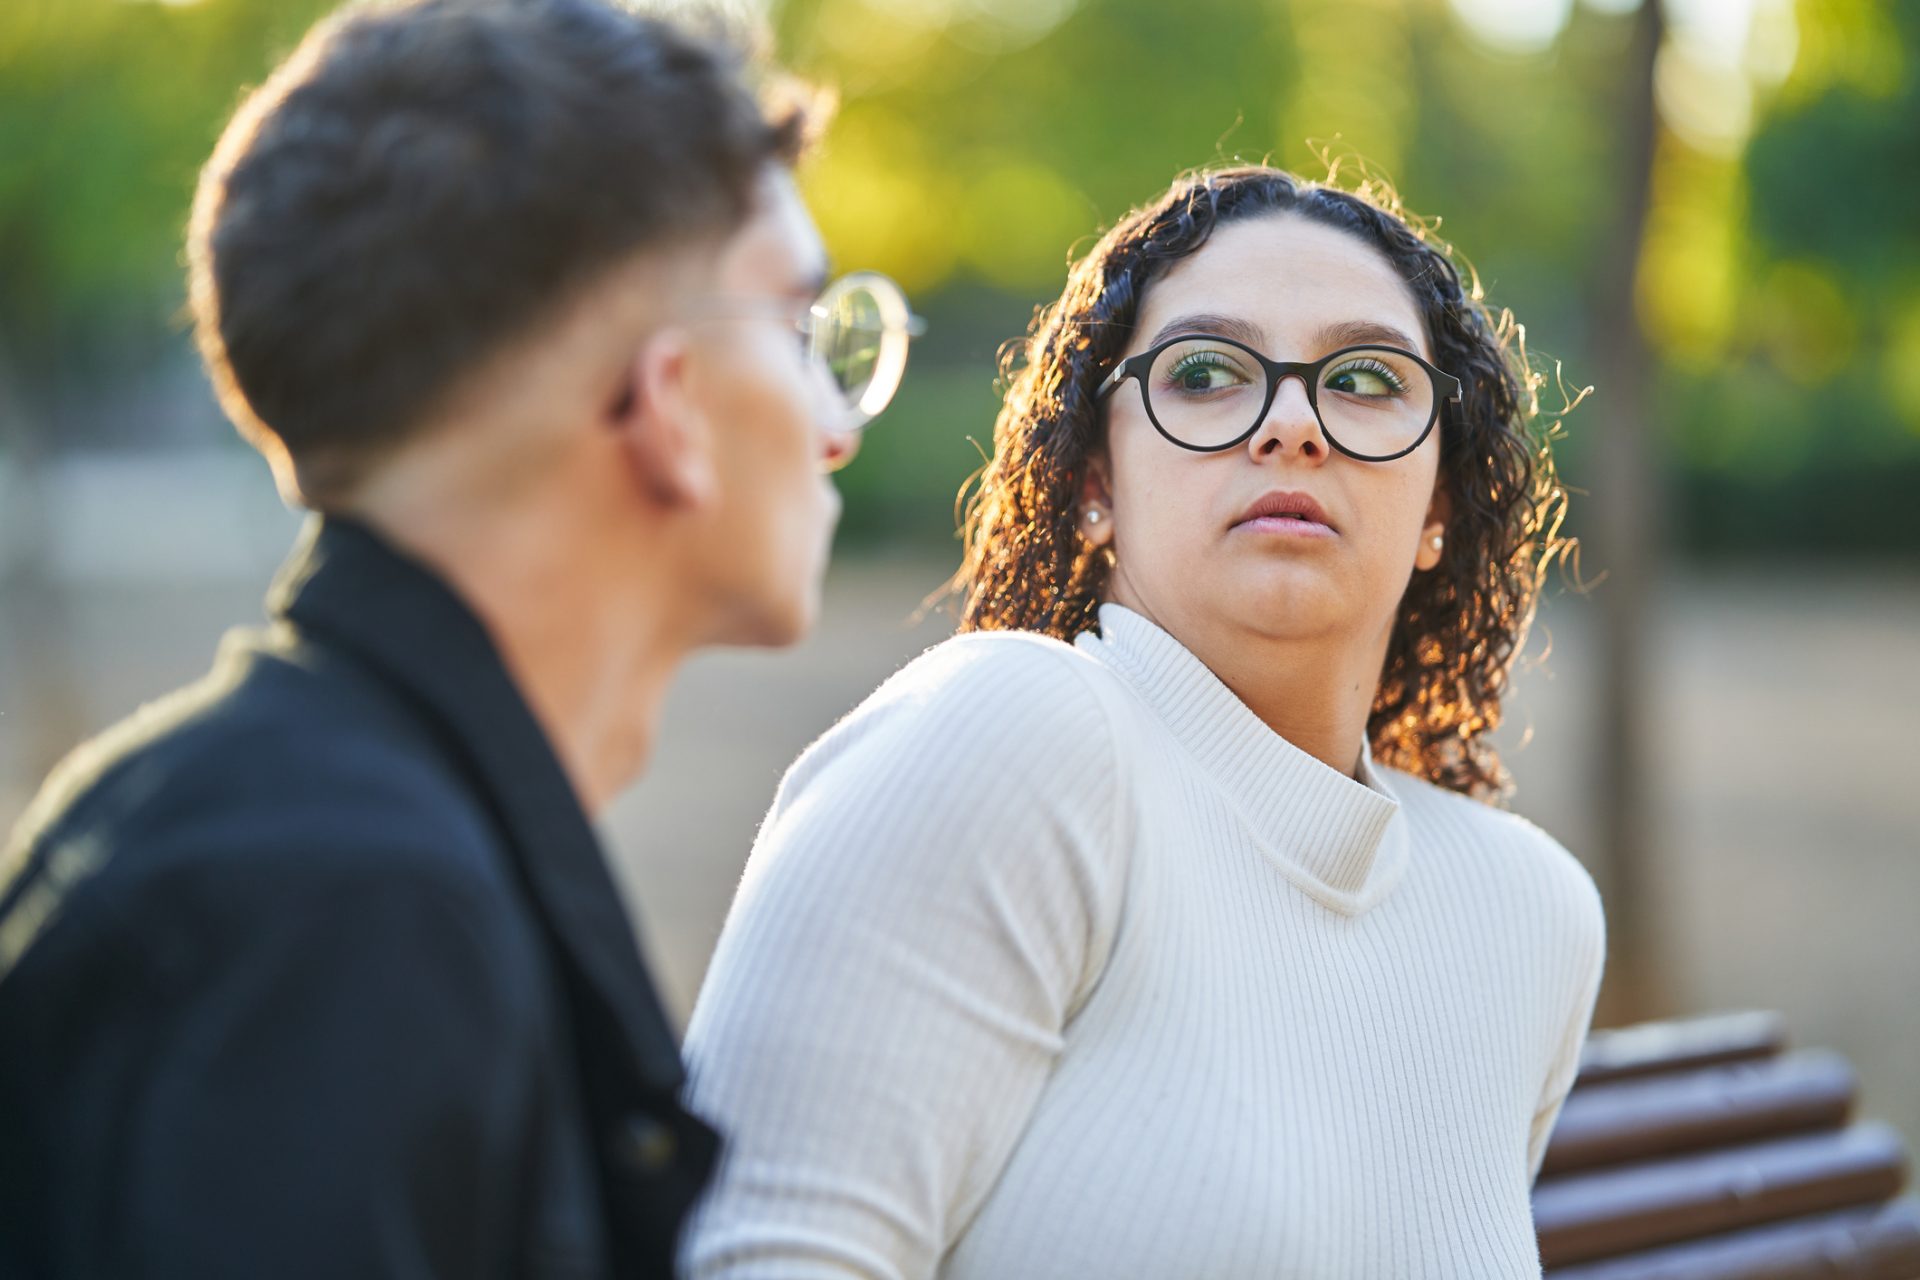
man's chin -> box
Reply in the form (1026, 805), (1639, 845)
(756, 605), (813, 649)
(718, 585), (821, 651)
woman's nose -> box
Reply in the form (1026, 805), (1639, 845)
(1247, 374), (1327, 460)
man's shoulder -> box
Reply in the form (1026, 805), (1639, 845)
(17, 625), (478, 836)
(1, 627), (514, 974)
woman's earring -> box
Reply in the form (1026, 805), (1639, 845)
(1087, 509), (1103, 526)
(1429, 533), (1443, 550)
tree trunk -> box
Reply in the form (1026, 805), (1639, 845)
(1589, 0), (1671, 1030)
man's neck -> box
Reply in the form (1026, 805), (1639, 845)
(349, 501), (694, 815)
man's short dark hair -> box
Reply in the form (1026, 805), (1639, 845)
(187, 0), (815, 504)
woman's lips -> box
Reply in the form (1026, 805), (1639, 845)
(1234, 514), (1337, 538)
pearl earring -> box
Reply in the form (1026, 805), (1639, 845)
(1087, 509), (1103, 525)
(1429, 534), (1443, 549)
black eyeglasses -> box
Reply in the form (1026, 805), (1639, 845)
(1096, 333), (1462, 462)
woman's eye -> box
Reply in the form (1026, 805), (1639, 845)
(1164, 353), (1251, 393)
(1324, 360), (1407, 397)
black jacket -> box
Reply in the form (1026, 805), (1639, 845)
(0, 517), (719, 1278)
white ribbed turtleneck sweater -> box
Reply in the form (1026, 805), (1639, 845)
(679, 604), (1607, 1279)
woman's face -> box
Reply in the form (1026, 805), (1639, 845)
(1086, 213), (1449, 657)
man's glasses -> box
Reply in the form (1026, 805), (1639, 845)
(1096, 334), (1462, 462)
(685, 271), (925, 432)
(803, 272), (925, 429)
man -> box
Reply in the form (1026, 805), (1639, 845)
(0, 0), (914, 1274)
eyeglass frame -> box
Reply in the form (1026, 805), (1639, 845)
(680, 270), (926, 432)
(1095, 333), (1464, 462)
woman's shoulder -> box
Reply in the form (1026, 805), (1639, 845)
(779, 628), (1130, 802)
(853, 627), (1129, 733)
(1383, 766), (1604, 924)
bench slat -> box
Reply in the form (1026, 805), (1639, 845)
(1543, 1196), (1920, 1280)
(1541, 1049), (1857, 1176)
(1574, 1011), (1789, 1087)
(1534, 1123), (1910, 1266)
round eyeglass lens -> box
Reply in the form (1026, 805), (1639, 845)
(1144, 339), (1437, 455)
(1145, 337), (1268, 449)
(809, 271), (914, 425)
(1313, 345), (1436, 457)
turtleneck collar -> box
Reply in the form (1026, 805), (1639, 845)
(1074, 603), (1409, 916)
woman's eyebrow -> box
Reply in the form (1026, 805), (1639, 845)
(1146, 313), (1424, 357)
(1315, 319), (1423, 354)
(1145, 312), (1266, 349)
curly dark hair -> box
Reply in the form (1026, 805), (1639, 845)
(954, 164), (1577, 803)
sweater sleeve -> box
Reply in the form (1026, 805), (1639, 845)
(677, 635), (1128, 1280)
(1526, 864), (1608, 1184)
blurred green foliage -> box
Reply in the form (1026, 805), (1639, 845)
(0, 0), (331, 330)
(2, 0), (1916, 558)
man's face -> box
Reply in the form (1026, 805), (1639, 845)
(679, 169), (850, 647)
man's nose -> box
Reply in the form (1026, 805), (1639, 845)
(820, 424), (860, 472)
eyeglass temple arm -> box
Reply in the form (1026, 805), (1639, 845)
(806, 303), (930, 337)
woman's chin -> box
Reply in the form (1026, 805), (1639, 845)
(1218, 575), (1347, 640)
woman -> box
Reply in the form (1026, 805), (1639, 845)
(677, 165), (1606, 1278)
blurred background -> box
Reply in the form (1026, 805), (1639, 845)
(1, 0), (1915, 1141)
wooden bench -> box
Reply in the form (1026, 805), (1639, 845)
(1534, 1010), (1920, 1277)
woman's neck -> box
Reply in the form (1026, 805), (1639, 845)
(1103, 595), (1388, 780)
(1200, 635), (1381, 780)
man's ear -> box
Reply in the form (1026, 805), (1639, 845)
(608, 330), (718, 511)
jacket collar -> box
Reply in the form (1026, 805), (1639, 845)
(1075, 603), (1409, 916)
(268, 514), (685, 1089)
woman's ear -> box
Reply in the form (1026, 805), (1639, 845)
(608, 331), (718, 512)
(1078, 450), (1116, 549)
(1415, 470), (1452, 572)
